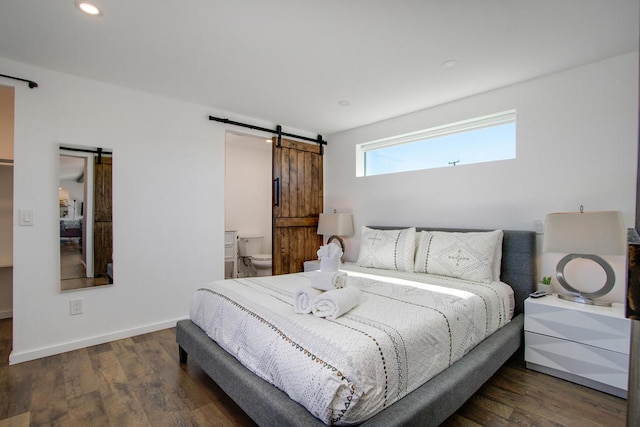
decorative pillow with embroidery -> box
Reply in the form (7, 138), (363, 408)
(356, 226), (416, 272)
(414, 230), (503, 283)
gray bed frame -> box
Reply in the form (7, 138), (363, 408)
(176, 227), (535, 426)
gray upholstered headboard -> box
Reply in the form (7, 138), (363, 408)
(369, 227), (536, 315)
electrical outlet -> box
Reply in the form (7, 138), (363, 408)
(70, 299), (83, 315)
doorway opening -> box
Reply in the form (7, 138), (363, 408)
(224, 132), (273, 278)
(0, 84), (14, 320)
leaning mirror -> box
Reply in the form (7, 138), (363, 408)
(59, 145), (113, 291)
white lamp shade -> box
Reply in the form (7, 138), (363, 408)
(543, 210), (626, 256)
(317, 213), (354, 236)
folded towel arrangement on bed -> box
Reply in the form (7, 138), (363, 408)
(293, 286), (323, 314)
(310, 271), (347, 291)
(311, 286), (363, 320)
(317, 242), (343, 272)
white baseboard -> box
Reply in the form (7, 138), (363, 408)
(0, 309), (12, 319)
(8, 316), (190, 365)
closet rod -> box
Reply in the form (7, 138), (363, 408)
(0, 73), (38, 89)
(208, 115), (327, 147)
(0, 158), (13, 165)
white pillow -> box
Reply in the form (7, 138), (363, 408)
(356, 226), (416, 272)
(414, 230), (503, 283)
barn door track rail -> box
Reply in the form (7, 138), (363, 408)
(208, 115), (327, 153)
(60, 146), (112, 164)
(0, 73), (38, 89)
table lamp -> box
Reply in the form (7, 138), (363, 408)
(317, 212), (354, 257)
(543, 209), (626, 306)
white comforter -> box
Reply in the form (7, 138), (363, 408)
(189, 264), (513, 425)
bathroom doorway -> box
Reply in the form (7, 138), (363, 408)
(224, 132), (273, 278)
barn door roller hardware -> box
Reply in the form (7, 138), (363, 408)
(208, 115), (327, 153)
(60, 146), (112, 164)
(0, 73), (38, 89)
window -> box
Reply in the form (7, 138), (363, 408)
(356, 110), (516, 177)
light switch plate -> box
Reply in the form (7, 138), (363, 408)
(70, 299), (83, 315)
(18, 209), (33, 226)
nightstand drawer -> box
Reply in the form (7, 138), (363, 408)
(525, 331), (629, 392)
(525, 297), (630, 354)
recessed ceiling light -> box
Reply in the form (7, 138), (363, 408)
(76, 1), (102, 16)
(441, 59), (458, 70)
(338, 100), (351, 107)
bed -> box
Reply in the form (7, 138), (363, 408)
(60, 218), (83, 239)
(176, 226), (535, 426)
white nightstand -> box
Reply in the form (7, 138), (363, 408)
(303, 260), (320, 272)
(525, 294), (631, 398)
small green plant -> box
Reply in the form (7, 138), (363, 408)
(540, 276), (552, 285)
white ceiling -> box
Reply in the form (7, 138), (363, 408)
(0, 1), (638, 135)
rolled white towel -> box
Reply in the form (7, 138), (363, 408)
(310, 271), (347, 291)
(317, 242), (343, 261)
(294, 287), (323, 314)
(320, 258), (339, 272)
(311, 286), (362, 320)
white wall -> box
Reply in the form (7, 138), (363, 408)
(225, 133), (272, 276)
(325, 52), (639, 304)
(1, 56), (312, 363)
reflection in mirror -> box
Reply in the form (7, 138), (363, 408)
(59, 145), (113, 291)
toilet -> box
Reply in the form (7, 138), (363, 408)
(238, 236), (272, 277)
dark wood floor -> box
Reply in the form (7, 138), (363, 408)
(60, 240), (109, 292)
(0, 318), (627, 426)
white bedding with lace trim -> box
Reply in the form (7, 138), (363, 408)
(189, 264), (513, 425)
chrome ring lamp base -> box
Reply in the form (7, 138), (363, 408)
(555, 253), (614, 307)
(326, 235), (345, 262)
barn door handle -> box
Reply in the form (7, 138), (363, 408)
(274, 178), (280, 206)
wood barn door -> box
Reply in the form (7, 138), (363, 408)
(93, 156), (113, 278)
(272, 138), (323, 275)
